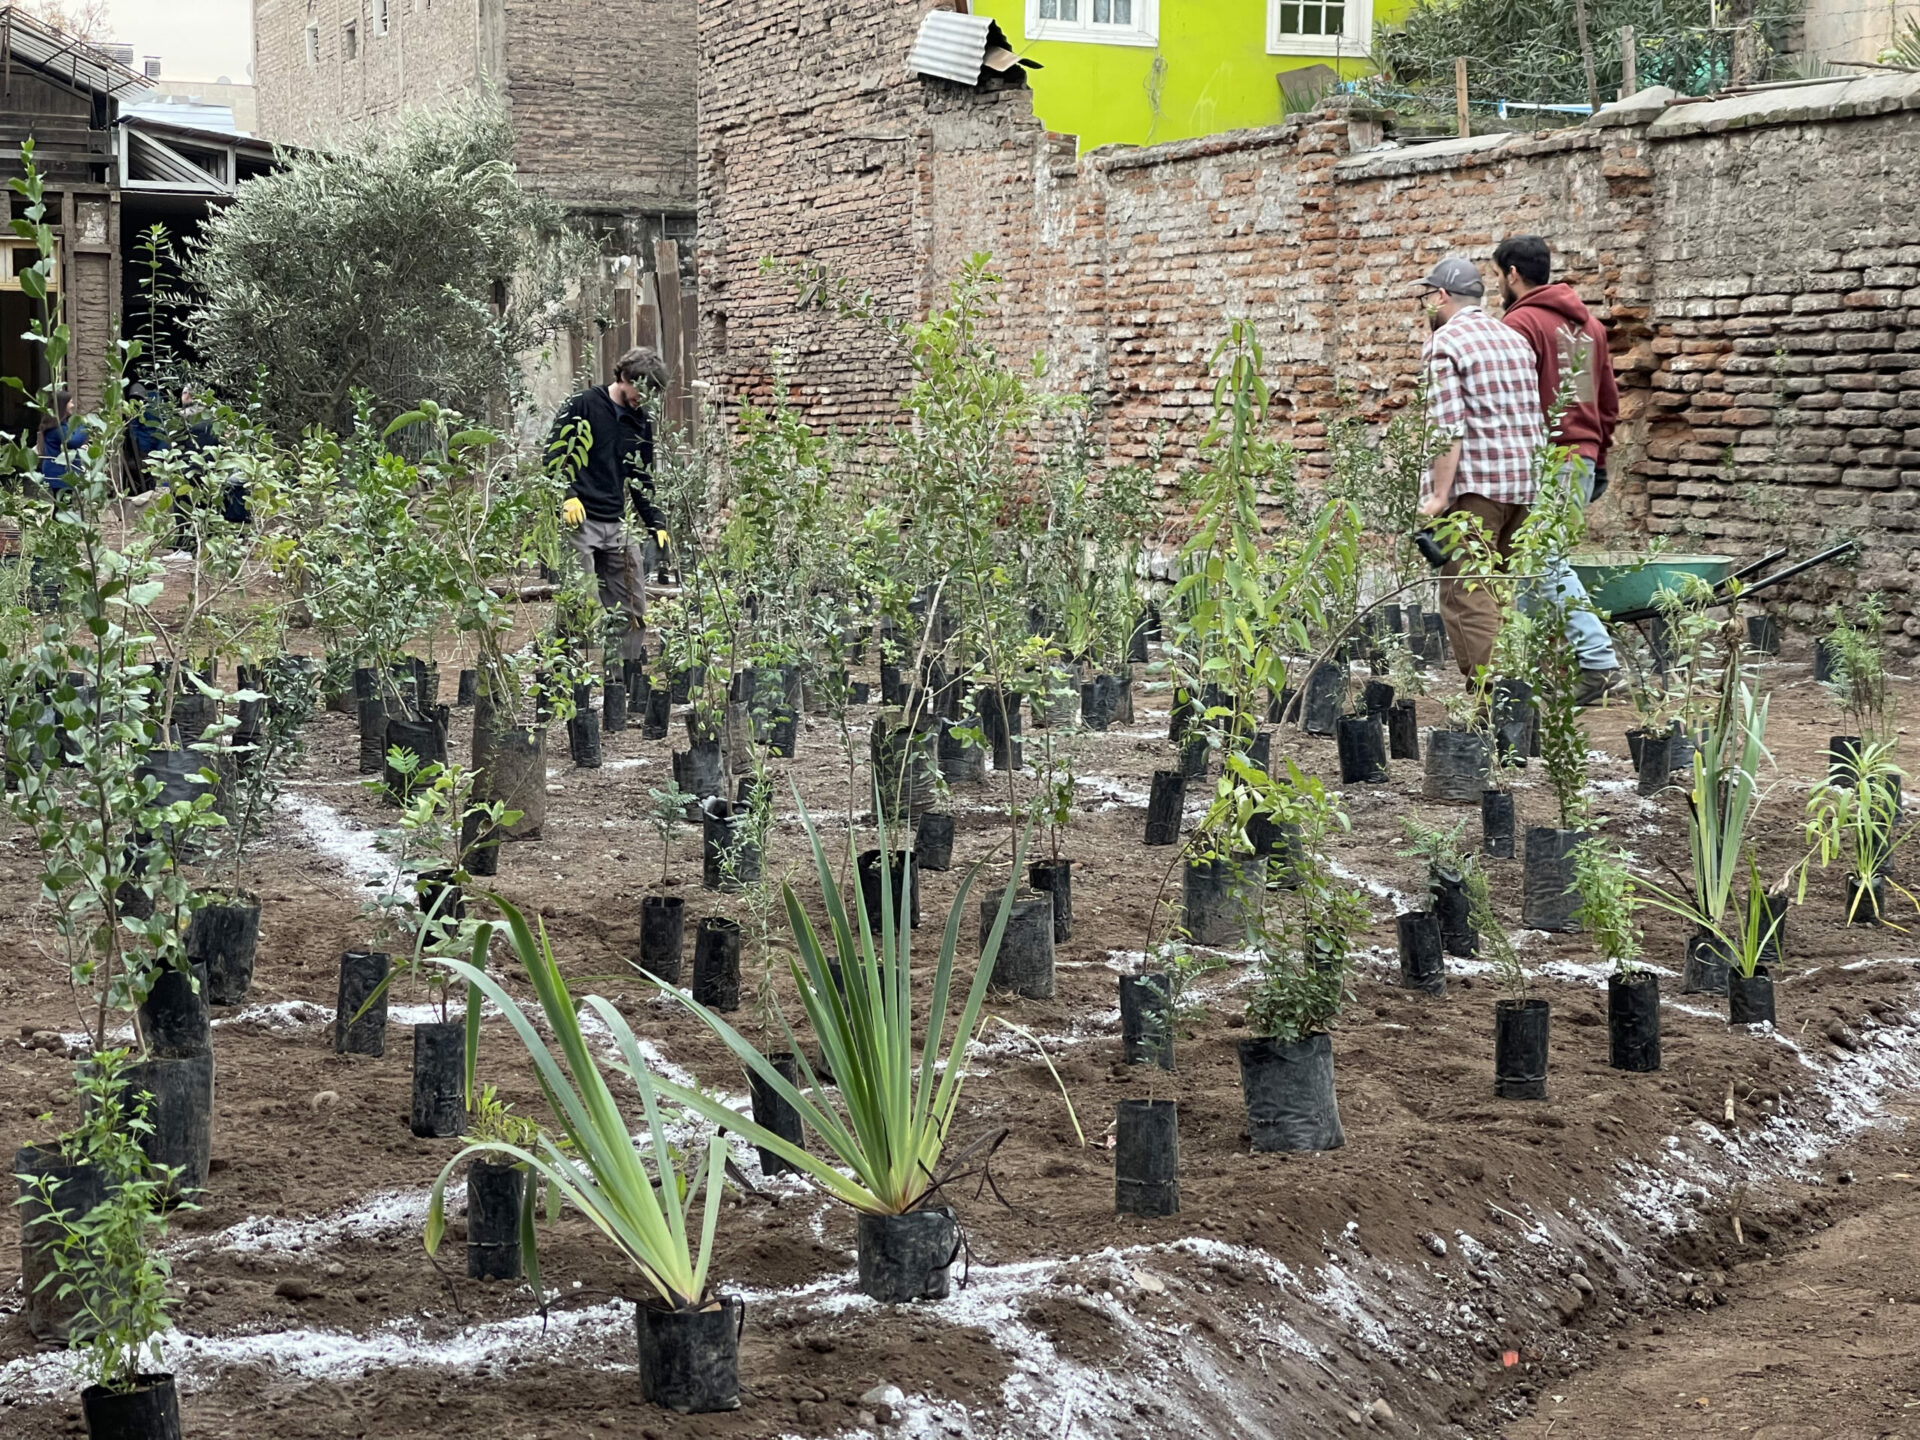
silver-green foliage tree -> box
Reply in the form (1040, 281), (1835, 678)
(187, 97), (591, 434)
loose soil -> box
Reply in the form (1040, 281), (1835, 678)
(3, 630), (1918, 1439)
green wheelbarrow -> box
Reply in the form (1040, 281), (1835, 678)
(1570, 542), (1857, 624)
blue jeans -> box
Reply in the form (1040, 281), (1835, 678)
(1523, 456), (1617, 671)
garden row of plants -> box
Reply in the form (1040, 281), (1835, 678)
(7, 151), (1911, 1429)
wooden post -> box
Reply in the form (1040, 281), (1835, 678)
(1619, 25), (1637, 99)
(1574, 0), (1599, 115)
(652, 238), (686, 436)
(1454, 56), (1469, 139)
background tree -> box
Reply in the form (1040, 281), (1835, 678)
(186, 97), (594, 435)
(1374, 0), (1806, 111)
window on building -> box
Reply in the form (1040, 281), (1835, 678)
(343, 20), (358, 59)
(304, 20), (319, 65)
(1268, 0), (1370, 56)
(371, 0), (389, 35)
(1026, 0), (1157, 47)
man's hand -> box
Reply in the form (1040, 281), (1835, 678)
(1419, 492), (1449, 518)
(562, 497), (585, 528)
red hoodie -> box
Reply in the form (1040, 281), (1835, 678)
(1500, 282), (1618, 464)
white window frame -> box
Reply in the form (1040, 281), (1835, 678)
(1025, 0), (1158, 49)
(1267, 0), (1370, 57)
(304, 20), (319, 65)
(343, 19), (358, 59)
(371, 0), (389, 36)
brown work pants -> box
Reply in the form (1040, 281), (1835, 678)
(1438, 493), (1529, 680)
(570, 517), (650, 662)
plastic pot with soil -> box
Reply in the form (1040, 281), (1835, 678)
(1395, 910), (1446, 995)
(467, 1158), (525, 1280)
(186, 893), (262, 1006)
(471, 692), (547, 840)
(1493, 997), (1550, 1100)
(1144, 769), (1186, 846)
(139, 962), (210, 1058)
(1729, 967), (1776, 1026)
(857, 1207), (958, 1302)
(701, 797), (762, 892)
(1237, 1033), (1344, 1152)
(1424, 729), (1491, 803)
(335, 949), (391, 1055)
(1429, 865), (1477, 957)
(1608, 971), (1661, 1072)
(1114, 1100), (1180, 1217)
(1387, 699), (1420, 760)
(1681, 929), (1732, 995)
(1521, 827), (1588, 932)
(410, 1021), (466, 1138)
(859, 848), (921, 931)
(747, 1052), (806, 1176)
(1335, 713), (1388, 784)
(1028, 857), (1073, 942)
(1181, 854), (1259, 947)
(692, 916), (742, 1010)
(640, 895), (686, 983)
(913, 812), (955, 872)
(126, 1050), (214, 1200)
(1298, 660), (1347, 736)
(636, 1297), (743, 1413)
(982, 886), (1054, 999)
(15, 1143), (105, 1340)
(81, 1374), (183, 1440)
(1481, 790), (1515, 858)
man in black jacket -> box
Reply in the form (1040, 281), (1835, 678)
(548, 346), (669, 661)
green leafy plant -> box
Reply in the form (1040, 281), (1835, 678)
(1466, 866), (1527, 1001)
(649, 803), (1038, 1216)
(1821, 595), (1891, 742)
(425, 904), (729, 1312)
(19, 1051), (184, 1394)
(1571, 834), (1643, 975)
(465, 1083), (542, 1149)
(1803, 738), (1917, 924)
(645, 781), (696, 885)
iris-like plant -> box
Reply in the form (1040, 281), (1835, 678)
(1803, 738), (1916, 924)
(424, 905), (728, 1312)
(650, 804), (1029, 1216)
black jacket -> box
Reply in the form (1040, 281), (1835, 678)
(546, 385), (663, 529)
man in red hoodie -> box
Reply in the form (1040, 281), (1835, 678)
(1494, 235), (1622, 704)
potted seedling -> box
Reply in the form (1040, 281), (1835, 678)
(461, 1085), (540, 1281)
(1238, 866), (1366, 1152)
(640, 782), (696, 981)
(1469, 866), (1549, 1099)
(1501, 600), (1592, 933)
(1572, 835), (1658, 1071)
(1803, 738), (1915, 926)
(1425, 668), (1495, 805)
(1399, 817), (1478, 962)
(19, 1050), (188, 1440)
(1657, 669), (1771, 992)
(191, 655), (317, 1007)
(348, 754), (515, 1137)
(428, 905), (742, 1414)
(1819, 595), (1892, 786)
(652, 806), (1078, 1304)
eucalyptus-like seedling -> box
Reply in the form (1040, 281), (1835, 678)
(1571, 834), (1643, 976)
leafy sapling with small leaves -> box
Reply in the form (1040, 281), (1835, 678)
(1571, 834), (1643, 976)
(646, 781), (696, 886)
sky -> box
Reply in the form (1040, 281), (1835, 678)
(104, 0), (253, 84)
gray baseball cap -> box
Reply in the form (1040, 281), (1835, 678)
(1414, 257), (1486, 298)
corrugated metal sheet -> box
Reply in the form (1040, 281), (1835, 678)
(0, 7), (151, 98)
(908, 11), (992, 86)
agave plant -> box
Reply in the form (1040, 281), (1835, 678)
(422, 901), (728, 1312)
(650, 802), (1025, 1216)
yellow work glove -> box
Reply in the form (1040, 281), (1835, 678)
(654, 528), (670, 552)
(561, 497), (585, 528)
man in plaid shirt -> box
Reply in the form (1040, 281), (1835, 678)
(1416, 257), (1543, 679)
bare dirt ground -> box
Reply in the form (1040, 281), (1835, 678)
(3, 627), (1919, 1439)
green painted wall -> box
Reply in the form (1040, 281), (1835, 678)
(973, 1), (1410, 151)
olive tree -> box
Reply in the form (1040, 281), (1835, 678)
(187, 97), (594, 435)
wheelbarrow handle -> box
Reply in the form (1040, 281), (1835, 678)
(1731, 539), (1858, 603)
(1728, 548), (1788, 586)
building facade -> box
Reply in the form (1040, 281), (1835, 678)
(970, 0), (1412, 150)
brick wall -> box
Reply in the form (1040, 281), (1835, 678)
(252, 0), (695, 218)
(702, 17), (1920, 638)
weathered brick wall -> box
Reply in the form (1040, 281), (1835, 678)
(1640, 98), (1920, 628)
(702, 19), (1920, 637)
(253, 0), (478, 146)
(501, 0), (696, 216)
(253, 0), (695, 218)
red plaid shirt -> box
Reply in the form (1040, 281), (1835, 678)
(1421, 305), (1544, 507)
